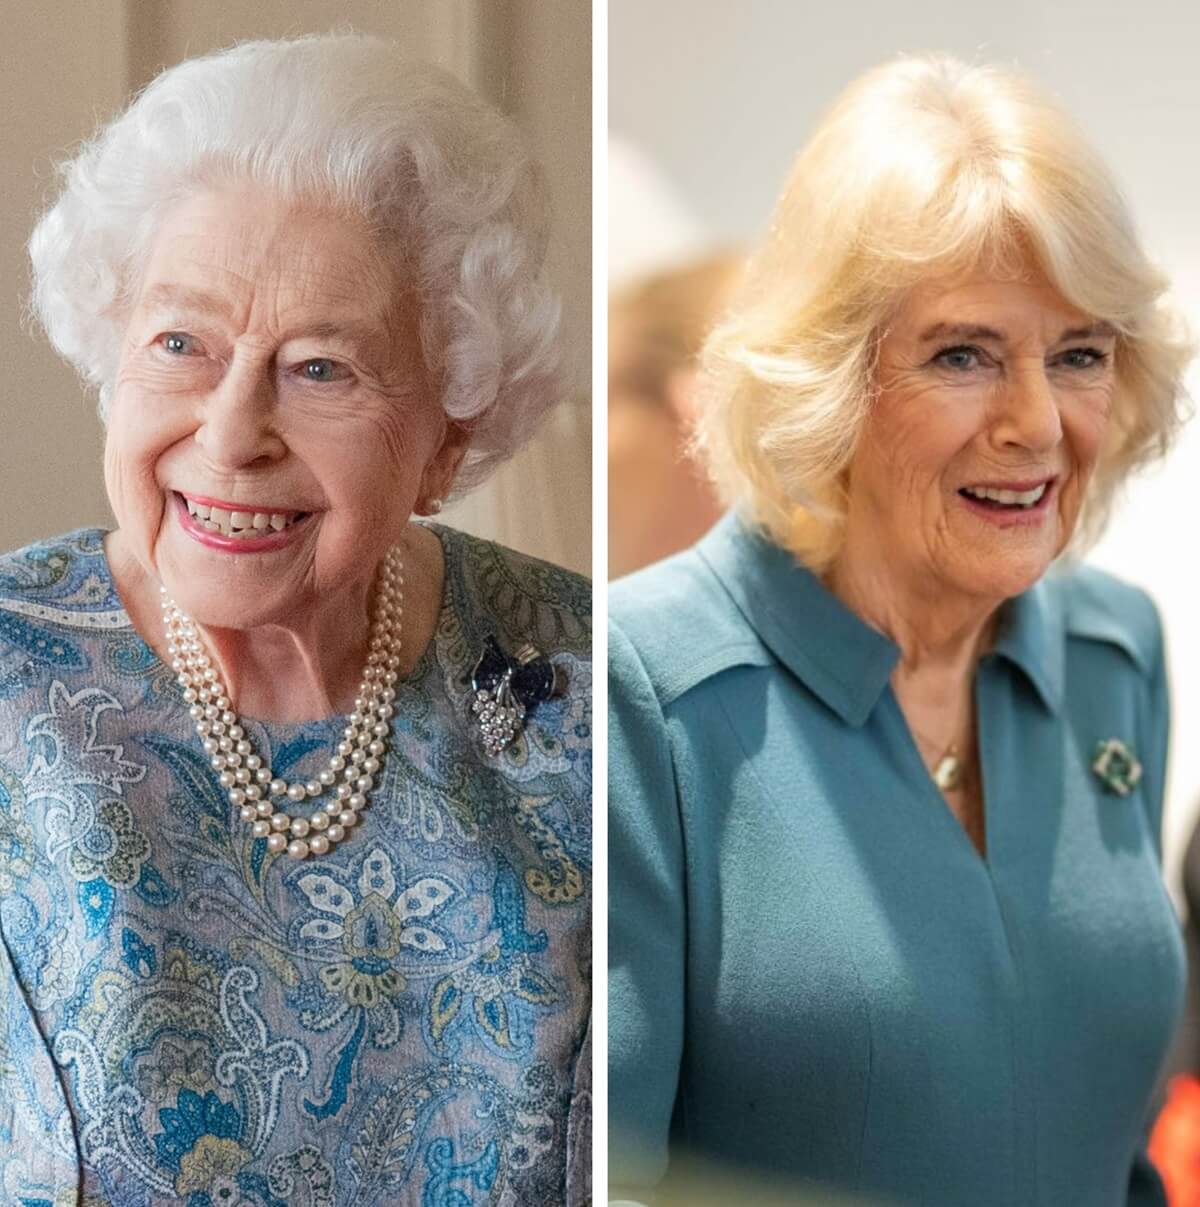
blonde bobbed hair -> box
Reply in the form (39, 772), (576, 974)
(697, 54), (1192, 571)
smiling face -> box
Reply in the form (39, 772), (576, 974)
(106, 187), (466, 629)
(839, 269), (1117, 606)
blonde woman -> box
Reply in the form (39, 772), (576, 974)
(609, 55), (1191, 1205)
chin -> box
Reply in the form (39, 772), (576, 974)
(954, 551), (1056, 602)
(164, 586), (295, 632)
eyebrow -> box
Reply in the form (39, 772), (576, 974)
(137, 284), (391, 356)
(138, 283), (231, 316)
(918, 320), (1119, 344)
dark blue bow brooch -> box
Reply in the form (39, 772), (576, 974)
(470, 636), (566, 755)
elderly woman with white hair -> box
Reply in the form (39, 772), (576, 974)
(0, 33), (590, 1207)
(609, 55), (1191, 1206)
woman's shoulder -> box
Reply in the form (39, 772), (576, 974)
(0, 527), (128, 644)
(1045, 560), (1163, 677)
(0, 527), (122, 611)
(609, 541), (771, 709)
(433, 522), (590, 660)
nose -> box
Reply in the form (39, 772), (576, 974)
(193, 352), (286, 469)
(989, 364), (1063, 453)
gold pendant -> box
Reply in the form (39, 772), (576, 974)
(933, 751), (962, 791)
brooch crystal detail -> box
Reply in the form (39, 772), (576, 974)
(1092, 738), (1143, 797)
(470, 636), (563, 756)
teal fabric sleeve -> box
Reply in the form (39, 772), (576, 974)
(608, 618), (684, 1201)
(1126, 602), (1172, 1207)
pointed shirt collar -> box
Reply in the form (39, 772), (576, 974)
(695, 512), (1065, 725)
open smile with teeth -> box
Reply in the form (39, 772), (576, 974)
(180, 494), (309, 538)
(959, 482), (1050, 510)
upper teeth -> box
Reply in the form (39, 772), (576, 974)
(963, 483), (1047, 507)
(184, 496), (300, 536)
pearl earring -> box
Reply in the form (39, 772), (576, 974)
(427, 498), (444, 515)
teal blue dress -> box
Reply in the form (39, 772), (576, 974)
(609, 513), (1184, 1206)
(0, 526), (591, 1207)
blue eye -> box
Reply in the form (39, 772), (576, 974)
(933, 345), (983, 371)
(1057, 347), (1108, 370)
(160, 332), (198, 355)
(303, 359), (341, 381)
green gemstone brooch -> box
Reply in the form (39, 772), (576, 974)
(1092, 738), (1143, 797)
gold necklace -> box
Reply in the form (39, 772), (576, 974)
(931, 743), (963, 791)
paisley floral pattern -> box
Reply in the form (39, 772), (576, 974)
(0, 527), (591, 1206)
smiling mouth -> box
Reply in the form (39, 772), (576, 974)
(958, 480), (1054, 511)
(176, 492), (310, 538)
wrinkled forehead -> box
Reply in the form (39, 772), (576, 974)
(130, 187), (401, 332)
(883, 267), (1114, 348)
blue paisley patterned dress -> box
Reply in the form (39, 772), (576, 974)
(0, 525), (591, 1207)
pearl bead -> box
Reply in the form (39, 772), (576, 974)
(165, 546), (403, 860)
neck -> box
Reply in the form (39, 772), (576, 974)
(826, 544), (999, 679)
(826, 542), (1000, 754)
(196, 600), (373, 721)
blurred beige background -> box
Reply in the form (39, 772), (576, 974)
(1, 0), (590, 576)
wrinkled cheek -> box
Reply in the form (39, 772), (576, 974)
(102, 417), (169, 552)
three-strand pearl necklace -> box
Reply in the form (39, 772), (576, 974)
(160, 546), (404, 860)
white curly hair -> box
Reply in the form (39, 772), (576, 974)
(28, 32), (561, 494)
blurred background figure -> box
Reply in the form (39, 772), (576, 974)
(609, 252), (740, 579)
(1151, 809), (1200, 1204)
